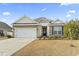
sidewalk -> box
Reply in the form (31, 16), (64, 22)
(0, 38), (35, 56)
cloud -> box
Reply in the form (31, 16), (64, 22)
(60, 3), (73, 6)
(66, 14), (71, 17)
(41, 8), (47, 12)
(66, 10), (76, 18)
(2, 11), (11, 16)
(67, 10), (76, 14)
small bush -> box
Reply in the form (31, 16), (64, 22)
(53, 36), (58, 39)
(6, 35), (13, 38)
(52, 35), (61, 39)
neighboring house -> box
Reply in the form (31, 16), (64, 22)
(0, 21), (12, 37)
(13, 16), (64, 39)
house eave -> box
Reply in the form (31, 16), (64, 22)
(13, 23), (40, 27)
(50, 23), (65, 26)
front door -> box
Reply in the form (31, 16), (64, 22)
(42, 26), (47, 36)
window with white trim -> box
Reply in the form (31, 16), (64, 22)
(53, 26), (62, 35)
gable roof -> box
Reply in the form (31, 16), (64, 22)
(50, 19), (65, 26)
(51, 19), (64, 23)
(0, 21), (12, 31)
(34, 17), (49, 23)
(13, 16), (38, 24)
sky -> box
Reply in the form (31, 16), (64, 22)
(0, 3), (79, 25)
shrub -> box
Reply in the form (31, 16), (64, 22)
(6, 35), (13, 38)
(64, 19), (79, 40)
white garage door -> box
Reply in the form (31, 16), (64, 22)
(14, 27), (37, 38)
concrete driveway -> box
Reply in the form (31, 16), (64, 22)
(0, 38), (35, 56)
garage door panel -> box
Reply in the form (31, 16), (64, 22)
(14, 27), (37, 38)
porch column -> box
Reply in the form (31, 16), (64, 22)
(37, 26), (42, 38)
(47, 26), (49, 36)
(49, 26), (53, 36)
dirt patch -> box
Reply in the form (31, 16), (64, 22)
(12, 40), (79, 56)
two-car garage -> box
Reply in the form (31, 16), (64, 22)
(14, 27), (37, 38)
(13, 16), (38, 39)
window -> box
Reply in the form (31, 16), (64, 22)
(58, 31), (62, 34)
(52, 26), (62, 35)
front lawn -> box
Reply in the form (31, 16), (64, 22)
(12, 39), (79, 56)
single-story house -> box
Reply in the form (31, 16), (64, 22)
(0, 21), (12, 37)
(13, 16), (64, 39)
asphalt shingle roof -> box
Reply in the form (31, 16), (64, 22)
(34, 17), (50, 23)
(14, 16), (37, 24)
(0, 21), (12, 31)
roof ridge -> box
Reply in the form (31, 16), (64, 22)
(13, 16), (38, 24)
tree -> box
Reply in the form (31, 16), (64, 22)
(64, 19), (79, 40)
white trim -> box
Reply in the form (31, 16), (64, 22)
(47, 26), (49, 36)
